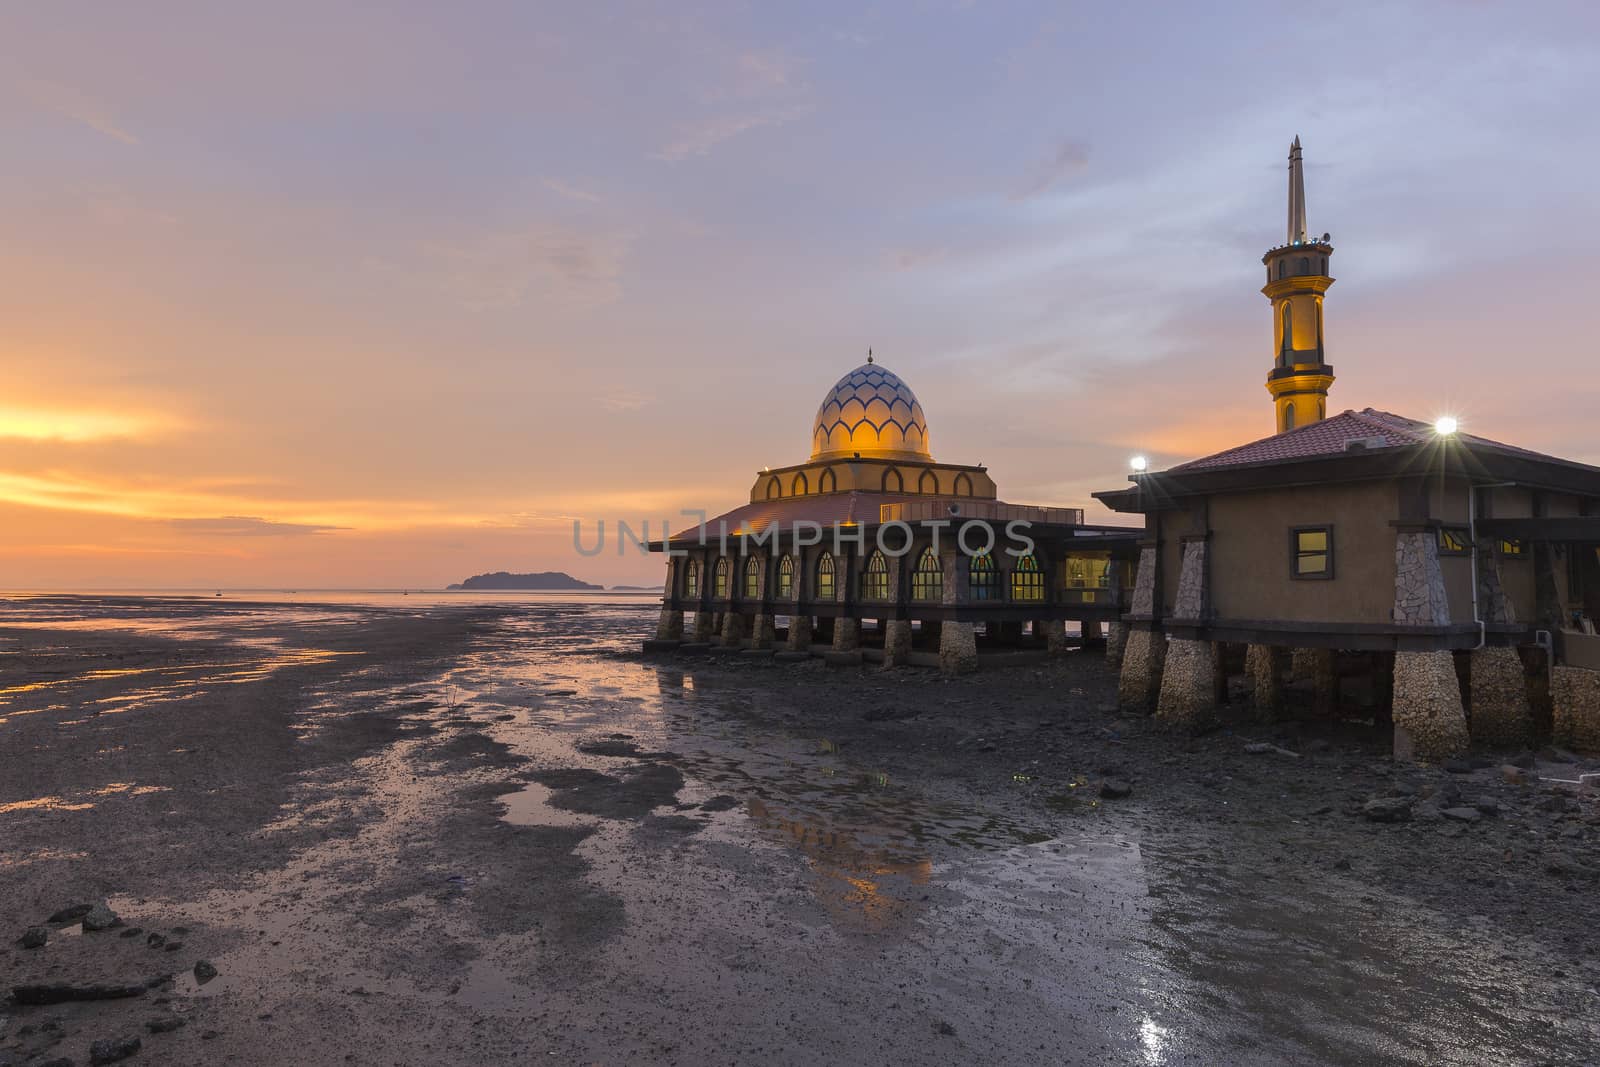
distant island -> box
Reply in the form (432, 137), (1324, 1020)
(447, 571), (602, 591)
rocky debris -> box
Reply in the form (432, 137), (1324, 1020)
(118, 928), (143, 939)
(1098, 778), (1133, 799)
(81, 905), (119, 932)
(145, 933), (165, 949)
(1243, 742), (1300, 758)
(1361, 797), (1413, 823)
(19, 926), (49, 949)
(145, 1016), (185, 1034)
(12, 983), (146, 1005)
(1440, 806), (1482, 824)
(192, 960), (218, 984)
(46, 904), (93, 925)
(699, 795), (739, 812)
(38, 1059), (75, 1067)
(1500, 765), (1528, 785)
(87, 1035), (141, 1065)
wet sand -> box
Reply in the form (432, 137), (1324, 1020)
(2, 596), (1597, 1065)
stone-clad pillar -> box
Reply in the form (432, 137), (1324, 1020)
(749, 554), (776, 648)
(939, 548), (978, 674)
(720, 608), (748, 646)
(882, 553), (914, 667)
(1106, 622), (1128, 667)
(1118, 545), (1165, 711)
(1157, 538), (1215, 729)
(1390, 529), (1469, 760)
(787, 615), (812, 651)
(832, 546), (860, 652)
(1081, 619), (1103, 643)
(1469, 540), (1531, 747)
(1246, 644), (1287, 721)
(1292, 648), (1338, 716)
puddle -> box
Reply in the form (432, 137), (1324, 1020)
(497, 782), (597, 829)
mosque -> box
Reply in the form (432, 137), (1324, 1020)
(647, 139), (1600, 760)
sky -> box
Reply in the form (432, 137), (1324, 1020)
(3, 0), (1599, 589)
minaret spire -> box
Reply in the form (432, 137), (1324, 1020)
(1287, 136), (1307, 244)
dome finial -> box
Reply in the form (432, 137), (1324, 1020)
(867, 347), (873, 364)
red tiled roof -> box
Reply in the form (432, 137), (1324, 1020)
(1169, 408), (1568, 473)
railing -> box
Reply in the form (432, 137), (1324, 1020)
(879, 500), (1085, 525)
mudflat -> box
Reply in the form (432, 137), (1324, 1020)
(2, 596), (1597, 1066)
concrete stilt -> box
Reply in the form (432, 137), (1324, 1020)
(1551, 665), (1600, 752)
(1392, 651), (1470, 760)
(1118, 629), (1166, 712)
(690, 611), (715, 641)
(883, 619), (914, 667)
(1293, 648), (1337, 716)
(939, 621), (978, 675)
(655, 608), (684, 641)
(1106, 622), (1128, 667)
(1245, 644), (1287, 721)
(1156, 637), (1216, 730)
(787, 615), (813, 652)
(751, 614), (775, 648)
(832, 617), (861, 652)
(1468, 646), (1532, 748)
(1081, 619), (1103, 643)
(720, 611), (749, 646)
(1038, 619), (1067, 653)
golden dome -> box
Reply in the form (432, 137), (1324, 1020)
(810, 362), (931, 461)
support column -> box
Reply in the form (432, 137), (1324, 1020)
(1118, 545), (1164, 711)
(654, 558), (684, 640)
(1468, 541), (1532, 747)
(1551, 666), (1600, 752)
(1293, 648), (1338, 716)
(1081, 619), (1103, 643)
(1157, 538), (1215, 730)
(1038, 619), (1068, 654)
(1246, 644), (1287, 721)
(720, 608), (748, 646)
(832, 617), (860, 651)
(1391, 529), (1469, 760)
(938, 547), (977, 675)
(1106, 621), (1128, 667)
(787, 615), (812, 652)
(691, 610), (715, 641)
(883, 620), (914, 666)
(747, 554), (775, 648)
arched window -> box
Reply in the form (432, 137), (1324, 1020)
(1284, 405), (1297, 431)
(819, 468), (837, 493)
(791, 472), (808, 496)
(766, 478), (780, 500)
(1010, 554), (1045, 601)
(918, 470), (938, 495)
(862, 551), (890, 601)
(684, 560), (700, 598)
(1280, 303), (1293, 355)
(1320, 256), (1328, 274)
(744, 556), (762, 598)
(816, 552), (836, 601)
(1296, 256), (1310, 275)
(1278, 261), (1286, 279)
(954, 473), (973, 497)
(969, 553), (999, 601)
(714, 557), (730, 598)
(911, 547), (942, 601)
(776, 555), (794, 599)
(882, 468), (904, 493)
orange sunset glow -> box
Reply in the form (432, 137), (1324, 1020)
(4, 2), (1597, 590)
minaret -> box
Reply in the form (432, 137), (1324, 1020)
(1262, 136), (1335, 434)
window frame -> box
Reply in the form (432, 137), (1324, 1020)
(910, 547), (942, 602)
(714, 557), (730, 598)
(1290, 525), (1335, 581)
(968, 552), (999, 601)
(1436, 526), (1472, 557)
(684, 560), (700, 599)
(744, 556), (762, 599)
(776, 554), (794, 599)
(862, 550), (890, 602)
(1009, 553), (1046, 602)
(816, 552), (836, 601)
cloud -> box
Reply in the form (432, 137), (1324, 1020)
(0, 407), (173, 443)
(653, 105), (812, 162)
(166, 516), (348, 537)
(597, 390), (655, 412)
(20, 77), (138, 144)
(376, 225), (631, 309)
(543, 178), (602, 204)
(1012, 139), (1091, 200)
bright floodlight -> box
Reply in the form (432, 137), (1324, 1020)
(1434, 416), (1459, 436)
(1130, 455), (1149, 472)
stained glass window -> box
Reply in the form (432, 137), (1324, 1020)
(862, 551), (890, 601)
(714, 557), (730, 597)
(911, 547), (942, 601)
(1010, 554), (1045, 601)
(744, 556), (762, 598)
(969, 553), (999, 601)
(816, 553), (836, 600)
(777, 555), (794, 599)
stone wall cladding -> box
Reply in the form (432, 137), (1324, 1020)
(1552, 665), (1600, 753)
(1106, 622), (1129, 667)
(1393, 531), (1450, 626)
(721, 611), (749, 645)
(1246, 644), (1286, 721)
(1038, 620), (1067, 653)
(939, 622), (978, 675)
(1118, 630), (1166, 712)
(1171, 541), (1207, 621)
(1468, 646), (1532, 748)
(691, 611), (715, 641)
(1130, 546), (1158, 616)
(1392, 651), (1470, 760)
(752, 614), (776, 647)
(1156, 637), (1216, 731)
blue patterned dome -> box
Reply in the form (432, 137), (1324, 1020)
(810, 362), (931, 461)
